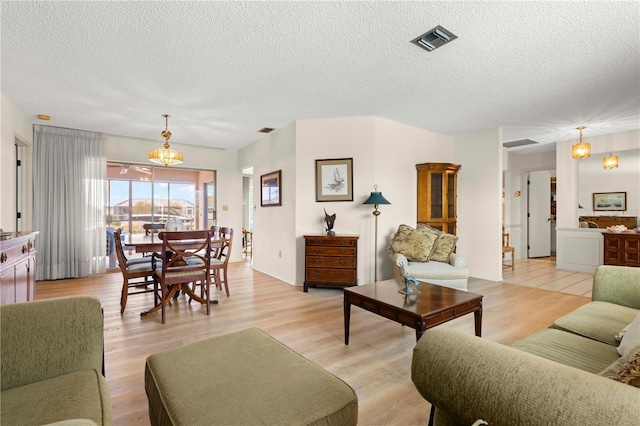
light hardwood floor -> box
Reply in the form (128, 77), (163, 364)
(502, 257), (594, 298)
(35, 258), (591, 426)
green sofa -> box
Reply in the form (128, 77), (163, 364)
(411, 265), (640, 426)
(0, 296), (112, 425)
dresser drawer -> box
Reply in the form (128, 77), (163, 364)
(306, 246), (356, 257)
(306, 256), (356, 269)
(1, 239), (33, 265)
(305, 237), (356, 247)
(305, 268), (356, 284)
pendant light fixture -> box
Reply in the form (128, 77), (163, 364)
(571, 126), (591, 159)
(148, 114), (184, 166)
(603, 152), (619, 169)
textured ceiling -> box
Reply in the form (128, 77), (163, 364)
(2, 1), (639, 154)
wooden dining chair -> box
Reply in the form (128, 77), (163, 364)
(502, 226), (515, 271)
(210, 225), (222, 258)
(114, 228), (161, 314)
(211, 227), (234, 297)
(143, 223), (165, 235)
(147, 230), (214, 324)
(242, 228), (253, 258)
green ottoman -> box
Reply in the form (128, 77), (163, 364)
(145, 328), (358, 426)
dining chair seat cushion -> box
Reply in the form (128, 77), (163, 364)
(126, 256), (155, 266)
(185, 258), (206, 266)
(210, 258), (224, 266)
(156, 269), (207, 279)
(126, 262), (155, 273)
(145, 328), (358, 426)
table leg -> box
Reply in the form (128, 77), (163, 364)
(344, 296), (351, 345)
(474, 304), (483, 337)
(141, 282), (218, 318)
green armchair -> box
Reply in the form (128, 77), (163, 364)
(0, 296), (112, 425)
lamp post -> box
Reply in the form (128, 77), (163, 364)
(363, 185), (391, 282)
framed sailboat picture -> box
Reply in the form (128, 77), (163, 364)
(260, 170), (282, 207)
(315, 158), (353, 202)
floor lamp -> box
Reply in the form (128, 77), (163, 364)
(363, 185), (391, 282)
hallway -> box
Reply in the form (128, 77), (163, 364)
(498, 257), (594, 298)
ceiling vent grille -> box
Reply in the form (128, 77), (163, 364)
(411, 26), (457, 52)
(503, 139), (539, 148)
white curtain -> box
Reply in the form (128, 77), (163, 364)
(34, 126), (106, 280)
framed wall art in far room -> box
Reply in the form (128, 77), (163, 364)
(315, 158), (353, 202)
(593, 191), (626, 211)
(261, 170), (282, 207)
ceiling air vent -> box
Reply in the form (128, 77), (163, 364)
(503, 139), (539, 148)
(411, 26), (457, 52)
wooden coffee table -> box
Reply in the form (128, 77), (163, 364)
(343, 278), (483, 344)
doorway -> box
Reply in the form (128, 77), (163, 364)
(242, 167), (254, 260)
(527, 170), (556, 258)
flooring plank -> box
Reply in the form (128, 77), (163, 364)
(34, 258), (590, 425)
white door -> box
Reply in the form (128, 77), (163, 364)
(528, 171), (551, 258)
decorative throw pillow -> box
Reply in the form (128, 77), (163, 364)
(616, 322), (631, 342)
(600, 344), (640, 388)
(417, 224), (459, 262)
(430, 232), (459, 262)
(618, 312), (640, 357)
(387, 224), (438, 262)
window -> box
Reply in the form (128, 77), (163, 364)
(106, 162), (215, 267)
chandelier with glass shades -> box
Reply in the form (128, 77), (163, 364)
(571, 126), (591, 160)
(148, 114), (184, 166)
(603, 153), (619, 169)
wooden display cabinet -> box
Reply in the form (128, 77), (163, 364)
(416, 163), (461, 234)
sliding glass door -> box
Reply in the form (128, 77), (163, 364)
(106, 162), (215, 267)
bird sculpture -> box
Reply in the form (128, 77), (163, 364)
(324, 208), (336, 236)
(399, 263), (421, 295)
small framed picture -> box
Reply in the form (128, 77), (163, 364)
(260, 170), (281, 207)
(593, 192), (626, 211)
(315, 158), (353, 202)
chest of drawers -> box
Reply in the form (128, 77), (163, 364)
(304, 234), (358, 292)
(1, 232), (38, 305)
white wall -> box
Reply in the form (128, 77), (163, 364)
(556, 129), (639, 272)
(104, 134), (245, 263)
(579, 172), (639, 220)
(241, 123), (298, 284)
(1, 93), (33, 232)
(557, 129), (640, 229)
(239, 116), (455, 286)
(372, 117), (455, 282)
(455, 128), (503, 281)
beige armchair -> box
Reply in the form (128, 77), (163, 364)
(390, 251), (469, 291)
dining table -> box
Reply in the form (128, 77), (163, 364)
(122, 232), (226, 255)
(121, 232), (228, 317)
